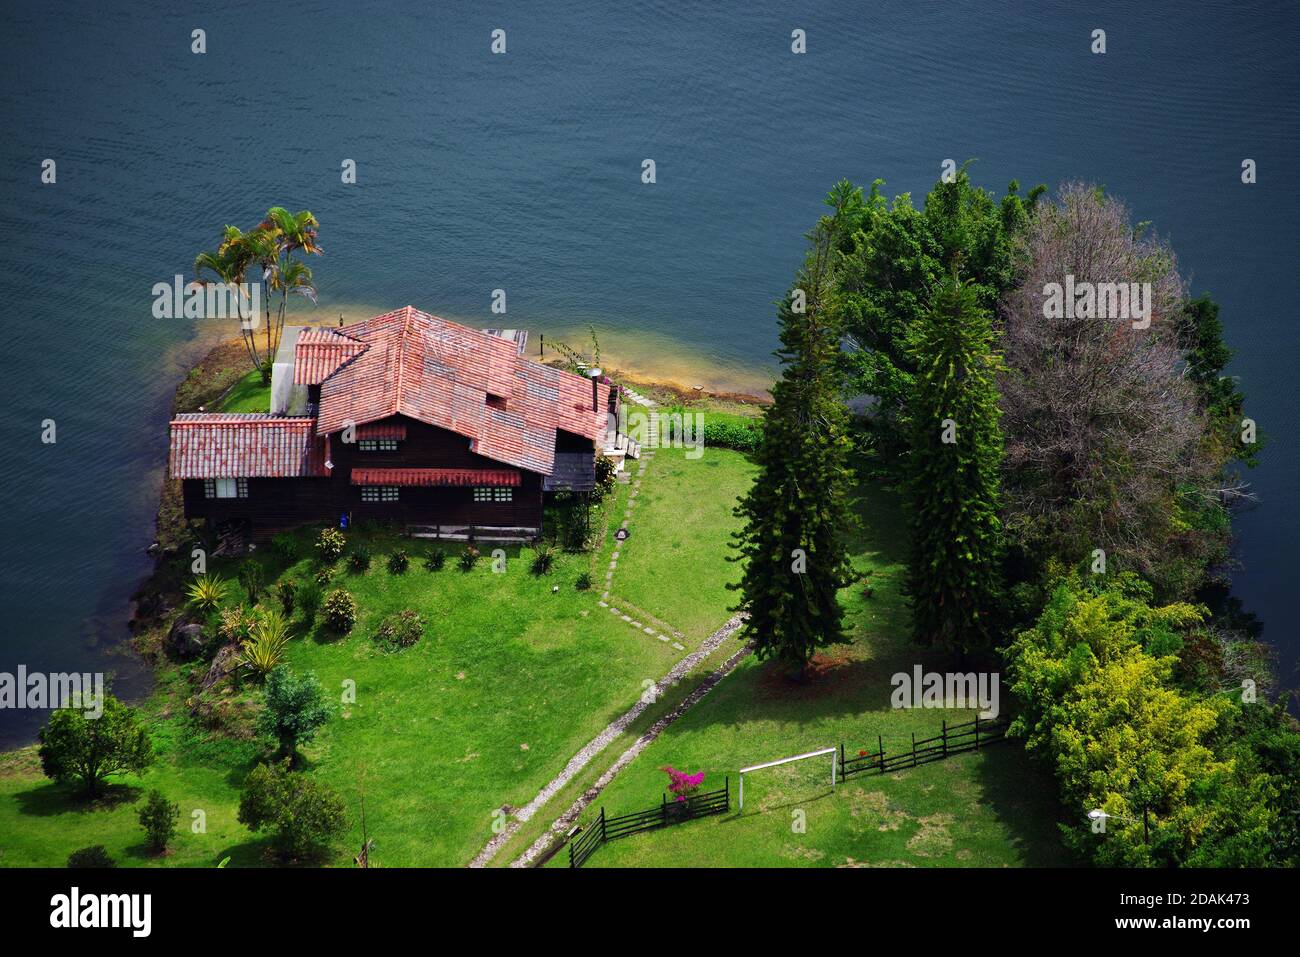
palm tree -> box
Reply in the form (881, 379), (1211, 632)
(195, 229), (263, 372)
(239, 226), (282, 381)
(262, 207), (322, 256)
(194, 209), (323, 381)
(273, 259), (318, 341)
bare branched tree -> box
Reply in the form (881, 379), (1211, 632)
(998, 183), (1216, 591)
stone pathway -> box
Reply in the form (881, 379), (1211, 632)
(510, 624), (753, 868)
(468, 382), (725, 869)
(468, 613), (747, 868)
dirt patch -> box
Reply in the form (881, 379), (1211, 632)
(846, 789), (909, 833)
(754, 649), (867, 700)
(780, 842), (826, 863)
(907, 813), (955, 858)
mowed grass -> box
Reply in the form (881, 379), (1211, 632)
(550, 489), (1070, 868)
(0, 528), (678, 867)
(216, 368), (272, 413)
(0, 704), (264, 868)
(610, 447), (758, 642)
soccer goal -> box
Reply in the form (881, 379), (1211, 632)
(738, 746), (837, 810)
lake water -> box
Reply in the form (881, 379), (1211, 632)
(1, 0), (1296, 745)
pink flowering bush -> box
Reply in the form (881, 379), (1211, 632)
(660, 765), (705, 802)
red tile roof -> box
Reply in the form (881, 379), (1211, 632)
(350, 467), (521, 487)
(294, 328), (367, 384)
(169, 415), (330, 478)
(315, 307), (607, 474)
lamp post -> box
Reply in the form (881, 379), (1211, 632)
(588, 366), (603, 412)
(1088, 806), (1150, 844)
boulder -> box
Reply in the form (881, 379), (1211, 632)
(200, 643), (241, 692)
(167, 619), (207, 659)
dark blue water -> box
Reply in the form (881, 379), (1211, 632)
(1, 0), (1296, 745)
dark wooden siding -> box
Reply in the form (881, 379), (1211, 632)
(181, 414), (545, 531)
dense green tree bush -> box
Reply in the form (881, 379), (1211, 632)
(256, 665), (332, 763)
(38, 694), (154, 798)
(237, 760), (346, 863)
(138, 789), (180, 854)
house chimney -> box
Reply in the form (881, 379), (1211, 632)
(588, 368), (603, 412)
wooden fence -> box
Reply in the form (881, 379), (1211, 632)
(568, 779), (729, 868)
(839, 714), (1010, 779)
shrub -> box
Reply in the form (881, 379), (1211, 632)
(218, 604), (256, 645)
(703, 420), (762, 453)
(323, 589), (357, 633)
(276, 578), (297, 616)
(424, 549), (446, 572)
(575, 572), (592, 591)
(314, 566), (334, 587)
(256, 665), (332, 763)
(237, 609), (292, 678)
(459, 545), (480, 572)
(138, 789), (180, 854)
(387, 550), (410, 575)
(38, 694), (155, 798)
(186, 575), (227, 614)
(593, 454), (617, 498)
(315, 527), (345, 563)
(67, 846), (116, 868)
(531, 544), (556, 575)
(660, 765), (705, 803)
(238, 559), (265, 604)
(297, 582), (322, 625)
(270, 532), (298, 561)
(237, 760), (346, 863)
(348, 547), (372, 573)
(372, 610), (425, 652)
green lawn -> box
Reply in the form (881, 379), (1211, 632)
(216, 368), (272, 413)
(549, 489), (1071, 868)
(609, 446), (758, 641)
(0, 526), (680, 867)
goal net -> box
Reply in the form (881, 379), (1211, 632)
(738, 746), (837, 811)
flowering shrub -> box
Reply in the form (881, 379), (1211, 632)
(315, 527), (345, 563)
(323, 589), (357, 633)
(660, 765), (705, 802)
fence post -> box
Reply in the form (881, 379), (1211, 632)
(975, 716), (981, 749)
(600, 806), (607, 844)
(569, 835), (575, 868)
(725, 776), (730, 811)
(877, 735), (884, 774)
(911, 731), (916, 765)
(942, 720), (948, 757)
(662, 792), (669, 827)
(839, 742), (845, 779)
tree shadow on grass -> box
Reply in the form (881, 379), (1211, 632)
(685, 644), (981, 733)
(14, 780), (143, 817)
(214, 835), (298, 868)
(969, 741), (1077, 867)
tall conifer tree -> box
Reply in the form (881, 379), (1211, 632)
(905, 277), (1005, 655)
(730, 194), (856, 675)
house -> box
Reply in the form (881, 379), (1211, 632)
(169, 306), (618, 541)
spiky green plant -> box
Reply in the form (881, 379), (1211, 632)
(237, 609), (293, 678)
(186, 575), (227, 614)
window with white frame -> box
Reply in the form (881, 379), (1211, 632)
(360, 485), (399, 503)
(204, 478), (248, 499)
(473, 486), (512, 503)
(358, 438), (399, 452)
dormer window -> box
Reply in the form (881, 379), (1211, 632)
(358, 438), (399, 452)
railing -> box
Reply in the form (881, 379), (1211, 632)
(840, 714), (1010, 779)
(568, 780), (730, 868)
